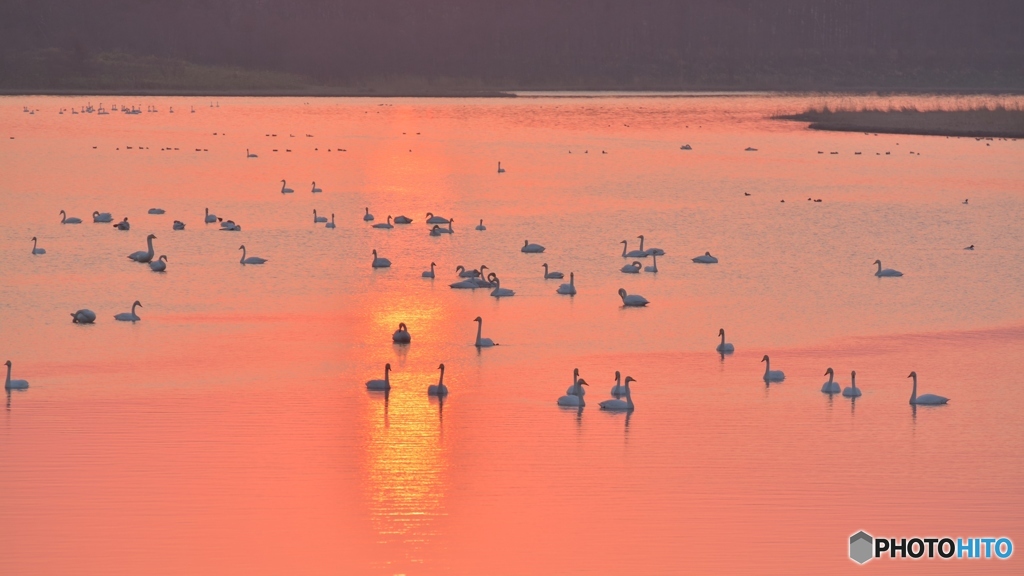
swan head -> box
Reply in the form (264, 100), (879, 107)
(761, 355), (770, 362)
(632, 261), (641, 267)
(718, 328), (725, 336)
(31, 236), (37, 241)
(637, 235), (644, 240)
(4, 360), (10, 368)
(473, 316), (482, 323)
(488, 272), (497, 281)
(426, 212), (433, 218)
(573, 368), (579, 377)
(624, 377), (635, 385)
(524, 240), (530, 246)
(480, 265), (488, 272)
(614, 370), (620, 379)
(824, 367), (833, 376)
(281, 180), (286, 183)
(147, 234), (156, 240)
(430, 261), (436, 267)
(432, 225), (440, 231)
(576, 379), (589, 387)
(60, 210), (66, 216)
(93, 211), (99, 217)
(618, 288), (627, 298)
(438, 363), (445, 371)
(456, 265), (465, 273)
(133, 301), (142, 307)
(384, 363), (391, 372)
(398, 322), (407, 331)
(907, 371), (917, 379)
(705, 252), (711, 256)
(239, 245), (245, 250)
(851, 370), (856, 380)
(159, 255), (167, 262)
(873, 259), (882, 265)
(620, 240), (627, 245)
(372, 249), (378, 257)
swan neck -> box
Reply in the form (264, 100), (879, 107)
(476, 320), (483, 343)
(911, 376), (917, 402)
(240, 246), (246, 262)
(439, 366), (445, 385)
(764, 358), (770, 374)
(4, 363), (10, 387)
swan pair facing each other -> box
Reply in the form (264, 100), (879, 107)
(558, 369), (636, 412)
(5, 361), (29, 390)
(761, 355), (785, 382)
(874, 260), (903, 277)
(128, 234), (157, 263)
(392, 323), (411, 343)
(618, 288), (648, 307)
(31, 237), (46, 255)
(239, 245), (267, 265)
(114, 301), (143, 322)
(522, 240), (545, 253)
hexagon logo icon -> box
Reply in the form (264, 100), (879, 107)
(850, 531), (873, 564)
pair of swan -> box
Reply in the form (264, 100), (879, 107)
(618, 288), (648, 307)
(429, 220), (454, 234)
(374, 216), (395, 229)
(874, 260), (903, 277)
(371, 250), (391, 268)
(621, 261), (641, 273)
(394, 215), (413, 224)
(490, 275), (515, 298)
(761, 355), (785, 382)
(280, 180), (294, 194)
(542, 263), (564, 279)
(93, 211), (113, 223)
(313, 210), (328, 223)
(522, 240), (545, 253)
(422, 262), (437, 278)
(150, 255), (168, 271)
(59, 210), (82, 224)
(820, 368), (861, 396)
(4, 361), (29, 390)
(114, 301), (143, 322)
(172, 220), (185, 230)
(425, 212), (448, 224)
(239, 245), (267, 264)
(474, 317), (496, 347)
(556, 273), (576, 295)
(114, 217), (130, 230)
(692, 252), (718, 264)
(364, 208), (374, 221)
(599, 377), (635, 411)
(476, 219), (486, 231)
(392, 323), (411, 343)
(205, 208), (218, 223)
(557, 373), (588, 406)
(71, 309), (96, 324)
(31, 237), (46, 255)
(716, 329), (734, 353)
(128, 234), (157, 263)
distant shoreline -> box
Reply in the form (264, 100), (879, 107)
(0, 88), (518, 98)
(779, 109), (1024, 139)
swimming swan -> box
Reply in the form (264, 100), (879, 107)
(280, 180), (294, 194)
(522, 240), (545, 253)
(205, 208), (217, 223)
(392, 323), (411, 343)
(556, 272), (577, 295)
(239, 245), (267, 264)
(692, 252), (718, 264)
(621, 261), (642, 273)
(457, 265), (481, 278)
(842, 370), (862, 398)
(476, 219), (486, 231)
(543, 263), (564, 279)
(716, 329), (734, 353)
(609, 371), (627, 396)
(325, 214), (336, 228)
(71, 309), (96, 324)
(422, 262), (436, 278)
(394, 215), (413, 224)
(114, 217), (130, 230)
(638, 235), (664, 256)
(93, 211), (113, 223)
(557, 378), (588, 406)
(31, 237), (46, 255)
(314, 209), (328, 223)
(473, 316), (496, 347)
(621, 240), (647, 258)
(373, 216), (394, 229)
(173, 220), (185, 230)
(599, 377), (635, 411)
(311, 181), (322, 193)
(247, 149), (258, 158)
(644, 254), (658, 273)
(60, 210), (82, 224)
(908, 372), (948, 405)
(425, 212), (449, 224)
(4, 360), (29, 390)
(565, 368), (585, 397)
(149, 255), (167, 272)
(874, 260), (903, 277)
(114, 301), (143, 322)
(148, 208), (165, 215)
(128, 234), (157, 263)
(490, 275), (515, 298)
(428, 364), (449, 396)
(821, 368), (840, 394)
(618, 288), (649, 307)
(364, 208), (374, 221)
(371, 249), (391, 268)
(366, 363), (392, 390)
(761, 355), (785, 382)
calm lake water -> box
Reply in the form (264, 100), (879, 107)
(1, 94), (1023, 574)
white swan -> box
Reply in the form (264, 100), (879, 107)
(325, 214), (336, 229)
(761, 355), (785, 382)
(280, 180), (294, 194)
(644, 254), (658, 273)
(114, 217), (130, 231)
(821, 368), (840, 393)
(618, 288), (648, 307)
(114, 300), (143, 322)
(600, 377), (635, 411)
(620, 240), (647, 258)
(247, 149), (258, 158)
(172, 220), (185, 230)
(392, 322), (411, 343)
(425, 212), (448, 224)
(476, 219), (486, 231)
(457, 266), (481, 278)
(429, 225), (443, 236)
(428, 364), (449, 396)
(521, 240), (545, 253)
(609, 371), (627, 395)
(638, 235), (664, 256)
(70, 309), (96, 324)
(489, 275), (515, 298)
(842, 370), (862, 398)
(874, 260), (903, 277)
(473, 316), (496, 347)
(422, 262), (436, 278)
(220, 220), (241, 231)
(205, 208), (217, 223)
(394, 215), (412, 224)
(556, 272), (577, 295)
(239, 245), (267, 264)
(128, 234), (156, 262)
(148, 208), (165, 214)
(908, 372), (949, 405)
(4, 360), (29, 390)
(432, 219), (454, 234)
(366, 363), (392, 390)
(692, 252), (718, 264)
(59, 210), (82, 224)
(450, 279), (479, 289)
(543, 263), (564, 279)
(314, 209), (328, 223)
(373, 216), (395, 229)
(563, 368), (586, 396)
(31, 237), (46, 255)
(150, 255), (167, 272)
(497, 161), (505, 173)
(557, 378), (588, 406)
(363, 208), (374, 221)
(311, 181), (322, 193)
(621, 261), (641, 273)
(371, 249), (391, 268)
(716, 329), (734, 353)
(92, 211), (113, 223)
